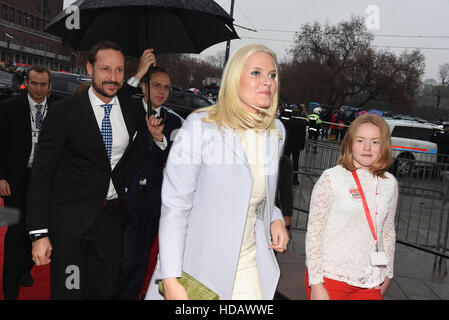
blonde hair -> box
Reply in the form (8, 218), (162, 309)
(196, 44), (279, 131)
(337, 113), (392, 177)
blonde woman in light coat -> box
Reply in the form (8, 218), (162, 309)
(146, 44), (289, 300)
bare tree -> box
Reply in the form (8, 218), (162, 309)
(438, 63), (449, 85)
(285, 16), (425, 113)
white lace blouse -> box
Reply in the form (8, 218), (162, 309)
(305, 165), (398, 288)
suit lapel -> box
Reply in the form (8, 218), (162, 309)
(118, 96), (134, 141)
(20, 95), (32, 149)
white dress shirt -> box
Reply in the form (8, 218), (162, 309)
(27, 95), (48, 167)
(88, 86), (129, 200)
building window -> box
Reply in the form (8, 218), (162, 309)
(24, 12), (28, 27)
(30, 15), (34, 28)
(17, 10), (21, 25)
(9, 7), (15, 23)
(36, 17), (40, 30)
(2, 5), (7, 20)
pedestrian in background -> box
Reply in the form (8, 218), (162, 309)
(0, 66), (52, 299)
(116, 50), (182, 300)
(283, 108), (306, 185)
(305, 113), (398, 300)
(275, 155), (293, 231)
(146, 43), (289, 300)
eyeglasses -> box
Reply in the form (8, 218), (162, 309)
(150, 81), (171, 92)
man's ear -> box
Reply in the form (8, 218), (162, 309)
(86, 62), (93, 78)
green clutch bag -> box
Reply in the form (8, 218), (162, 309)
(158, 271), (220, 300)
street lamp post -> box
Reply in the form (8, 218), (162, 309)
(4, 33), (13, 64)
(224, 0), (235, 67)
(435, 89), (441, 120)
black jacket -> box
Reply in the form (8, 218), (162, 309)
(26, 90), (144, 235)
(0, 94), (56, 191)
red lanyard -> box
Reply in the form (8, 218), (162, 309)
(352, 171), (378, 249)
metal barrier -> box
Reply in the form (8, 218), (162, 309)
(292, 140), (449, 272)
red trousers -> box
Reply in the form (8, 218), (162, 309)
(304, 268), (383, 300)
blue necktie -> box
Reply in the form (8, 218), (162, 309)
(101, 104), (113, 161)
(35, 104), (43, 130)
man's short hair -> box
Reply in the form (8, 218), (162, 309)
(87, 40), (125, 65)
(26, 66), (51, 83)
(141, 66), (169, 84)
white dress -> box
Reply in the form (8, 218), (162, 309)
(231, 129), (266, 300)
(305, 165), (398, 288)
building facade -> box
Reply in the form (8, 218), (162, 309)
(0, 0), (74, 71)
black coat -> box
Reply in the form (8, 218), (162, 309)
(0, 94), (56, 191)
(283, 117), (307, 150)
(26, 90), (144, 235)
(125, 107), (182, 216)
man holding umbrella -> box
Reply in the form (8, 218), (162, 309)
(27, 40), (147, 299)
(117, 49), (182, 300)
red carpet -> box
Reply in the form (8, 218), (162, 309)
(0, 226), (51, 300)
(0, 226), (158, 300)
(0, 197), (158, 300)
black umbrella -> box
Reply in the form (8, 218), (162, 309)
(45, 0), (239, 57)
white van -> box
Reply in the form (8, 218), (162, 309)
(385, 119), (442, 177)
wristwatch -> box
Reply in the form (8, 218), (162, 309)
(29, 232), (49, 242)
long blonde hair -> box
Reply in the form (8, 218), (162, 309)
(196, 44), (279, 131)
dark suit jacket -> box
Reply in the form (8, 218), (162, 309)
(0, 94), (56, 192)
(26, 90), (144, 235)
(275, 155), (293, 217)
(0, 94), (32, 192)
(283, 117), (307, 151)
(125, 103), (182, 217)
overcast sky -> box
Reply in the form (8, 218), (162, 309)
(64, 0), (449, 80)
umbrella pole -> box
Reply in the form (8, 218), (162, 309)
(145, 7), (153, 118)
(146, 71), (152, 116)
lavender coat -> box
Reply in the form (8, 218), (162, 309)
(145, 111), (286, 300)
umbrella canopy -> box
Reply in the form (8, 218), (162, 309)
(45, 0), (239, 57)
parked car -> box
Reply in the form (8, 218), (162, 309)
(49, 71), (91, 100)
(164, 91), (213, 119)
(0, 70), (20, 99)
(385, 118), (443, 177)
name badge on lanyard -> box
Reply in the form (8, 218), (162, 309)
(352, 171), (387, 266)
(31, 129), (39, 148)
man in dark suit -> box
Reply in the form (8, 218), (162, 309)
(116, 50), (182, 299)
(26, 41), (145, 300)
(282, 108), (307, 185)
(0, 66), (52, 299)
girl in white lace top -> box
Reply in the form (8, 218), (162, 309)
(305, 113), (399, 300)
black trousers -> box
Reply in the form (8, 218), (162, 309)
(49, 203), (127, 300)
(283, 144), (300, 182)
(116, 186), (159, 300)
(2, 171), (34, 300)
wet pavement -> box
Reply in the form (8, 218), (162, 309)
(275, 228), (449, 300)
